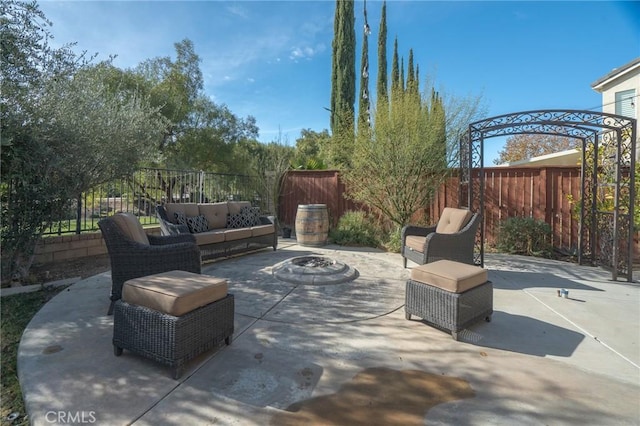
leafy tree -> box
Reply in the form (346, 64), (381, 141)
(1, 0), (80, 281)
(494, 134), (578, 165)
(291, 129), (331, 169)
(164, 96), (259, 171)
(343, 84), (483, 227)
(1, 1), (165, 281)
(1, 0), (81, 148)
(134, 39), (259, 172)
(135, 39), (204, 150)
(233, 137), (294, 226)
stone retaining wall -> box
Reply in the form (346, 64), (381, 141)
(30, 228), (640, 270)
(33, 227), (161, 265)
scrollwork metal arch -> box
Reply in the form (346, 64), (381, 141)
(461, 109), (636, 282)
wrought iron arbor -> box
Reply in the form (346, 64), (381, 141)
(459, 110), (636, 282)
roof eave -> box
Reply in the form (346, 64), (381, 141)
(591, 57), (640, 92)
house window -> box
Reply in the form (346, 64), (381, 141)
(615, 89), (636, 118)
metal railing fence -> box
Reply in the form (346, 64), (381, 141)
(43, 168), (263, 236)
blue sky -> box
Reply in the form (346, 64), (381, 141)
(39, 1), (639, 164)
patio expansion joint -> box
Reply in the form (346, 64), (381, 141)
(240, 272), (408, 326)
(522, 288), (640, 370)
(129, 314), (264, 424)
(256, 302), (407, 326)
(127, 284), (301, 419)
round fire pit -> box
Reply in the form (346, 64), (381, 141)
(272, 256), (359, 285)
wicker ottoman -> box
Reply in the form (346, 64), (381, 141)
(405, 260), (492, 340)
(113, 270), (234, 379)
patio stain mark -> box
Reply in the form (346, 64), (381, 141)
(42, 345), (63, 355)
(270, 367), (475, 425)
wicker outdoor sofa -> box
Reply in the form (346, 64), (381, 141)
(156, 201), (277, 261)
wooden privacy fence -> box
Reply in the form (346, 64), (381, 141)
(279, 167), (582, 252)
(278, 170), (360, 228)
(429, 167), (582, 251)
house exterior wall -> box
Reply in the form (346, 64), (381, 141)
(592, 60), (639, 162)
(599, 65), (640, 118)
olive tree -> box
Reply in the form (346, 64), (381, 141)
(1, 1), (165, 281)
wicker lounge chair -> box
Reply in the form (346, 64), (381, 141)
(98, 213), (201, 315)
(401, 208), (480, 268)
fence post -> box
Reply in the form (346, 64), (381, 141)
(76, 196), (82, 234)
(541, 168), (553, 225)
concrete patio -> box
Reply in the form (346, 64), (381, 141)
(18, 239), (640, 425)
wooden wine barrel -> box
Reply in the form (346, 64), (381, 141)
(295, 204), (329, 247)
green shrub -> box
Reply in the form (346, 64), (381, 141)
(330, 211), (380, 247)
(497, 216), (552, 257)
(383, 225), (402, 253)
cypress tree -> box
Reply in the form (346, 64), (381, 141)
(376, 1), (387, 111)
(330, 0), (356, 140)
(391, 37), (399, 104)
(357, 0), (371, 137)
(406, 49), (420, 106)
(400, 57), (405, 93)
(430, 88), (447, 169)
(330, 2), (339, 132)
(407, 49), (415, 94)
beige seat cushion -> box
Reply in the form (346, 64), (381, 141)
(251, 224), (275, 237)
(435, 208), (473, 234)
(198, 203), (229, 229)
(111, 213), (149, 245)
(405, 235), (426, 253)
(224, 228), (252, 241)
(193, 230), (225, 246)
(165, 203), (200, 223)
(410, 260), (487, 293)
(123, 270), (228, 316)
(227, 201), (251, 216)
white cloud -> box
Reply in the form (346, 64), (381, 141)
(198, 2), (332, 86)
(226, 4), (249, 19)
(289, 43), (326, 61)
(40, 2), (179, 69)
(200, 31), (291, 86)
(40, 1), (333, 98)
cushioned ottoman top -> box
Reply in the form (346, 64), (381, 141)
(410, 260), (487, 294)
(123, 270), (227, 316)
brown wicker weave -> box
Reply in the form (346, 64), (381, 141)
(98, 216), (201, 315)
(401, 212), (481, 268)
(405, 279), (492, 340)
(113, 294), (234, 379)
